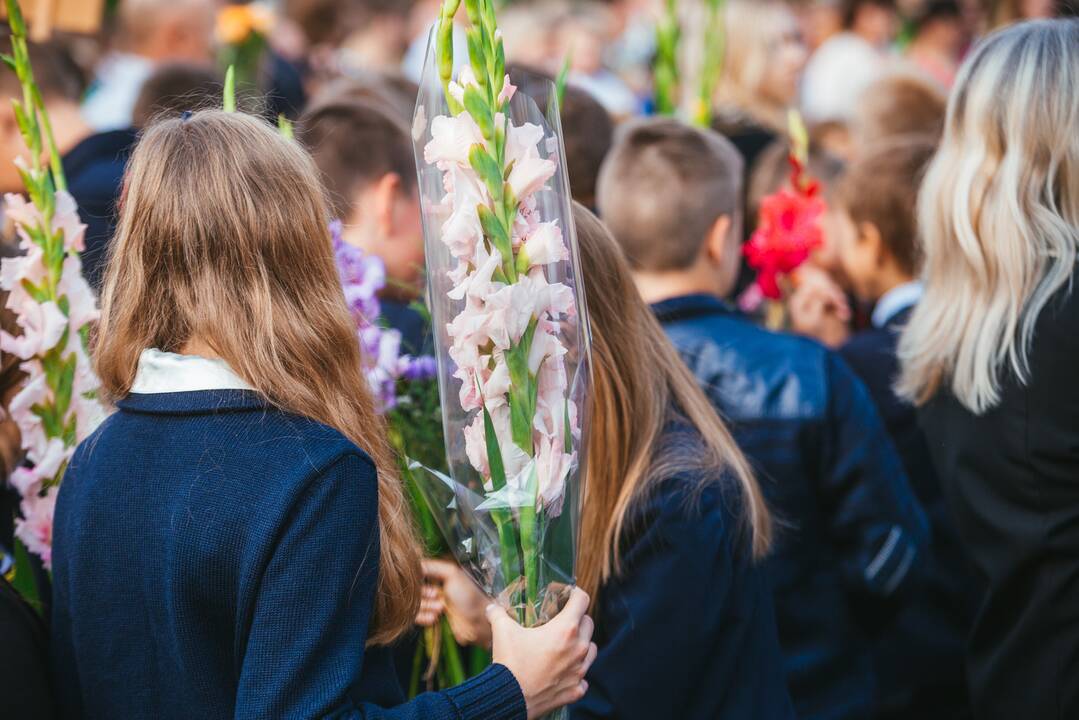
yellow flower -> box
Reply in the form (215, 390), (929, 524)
(216, 4), (274, 46)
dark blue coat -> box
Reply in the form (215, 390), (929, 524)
(653, 294), (930, 720)
(51, 389), (525, 720)
(571, 442), (796, 719)
(840, 308), (977, 718)
(62, 127), (138, 292)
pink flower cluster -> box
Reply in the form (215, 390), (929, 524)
(0, 191), (103, 567)
(424, 73), (579, 515)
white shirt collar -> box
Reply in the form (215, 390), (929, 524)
(871, 281), (924, 329)
(130, 348), (253, 394)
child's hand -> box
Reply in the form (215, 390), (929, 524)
(490, 587), (597, 719)
(789, 266), (852, 348)
(416, 559), (494, 648)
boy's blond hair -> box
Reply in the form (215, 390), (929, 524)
(596, 118), (743, 272)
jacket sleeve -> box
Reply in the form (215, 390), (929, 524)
(819, 351), (931, 616)
(234, 453), (525, 720)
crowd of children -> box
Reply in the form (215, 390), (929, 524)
(0, 1), (1077, 719)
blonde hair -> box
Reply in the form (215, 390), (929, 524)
(717, 0), (801, 131)
(898, 20), (1079, 414)
(94, 110), (421, 645)
(572, 204), (771, 604)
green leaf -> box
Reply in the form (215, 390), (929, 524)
(556, 52), (572, 110)
(276, 114), (293, 139)
(466, 28), (488, 89)
(0, 52), (14, 72)
(476, 203), (509, 254)
(223, 65), (236, 112)
(505, 319), (538, 453)
(20, 278), (49, 304)
(9, 537), (41, 615)
(462, 85), (493, 140)
(468, 144), (501, 188)
(483, 405), (507, 490)
(5, 0), (27, 39)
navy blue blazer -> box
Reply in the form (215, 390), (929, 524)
(840, 308), (978, 718)
(571, 430), (796, 720)
(51, 389), (525, 720)
(654, 293), (930, 720)
(62, 127), (138, 292)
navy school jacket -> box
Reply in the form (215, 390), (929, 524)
(571, 425), (796, 720)
(51, 389), (525, 720)
(653, 293), (930, 720)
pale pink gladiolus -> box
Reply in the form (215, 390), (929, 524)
(16, 487), (57, 569)
(507, 156), (556, 200)
(522, 222), (568, 267)
(535, 436), (574, 514)
(1, 300), (67, 360)
(34, 437), (70, 480)
(425, 113), (485, 170)
(9, 466), (42, 497)
(58, 256), (100, 327)
(54, 191), (87, 252)
(497, 77), (516, 106)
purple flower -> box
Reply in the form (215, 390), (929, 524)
(401, 355), (438, 382)
(332, 220), (386, 329)
(331, 219), (435, 413)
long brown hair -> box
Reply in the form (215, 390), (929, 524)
(94, 110), (421, 645)
(573, 204), (772, 603)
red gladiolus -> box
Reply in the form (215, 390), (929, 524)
(744, 188), (825, 299)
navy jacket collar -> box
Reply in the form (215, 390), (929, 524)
(116, 389), (270, 416)
(651, 293), (737, 325)
(61, 127), (138, 181)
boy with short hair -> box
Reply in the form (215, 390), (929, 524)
(792, 138), (977, 719)
(297, 98), (427, 352)
(596, 117), (929, 720)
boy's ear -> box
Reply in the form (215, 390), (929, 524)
(858, 221), (887, 267)
(704, 214), (734, 265)
(373, 172), (403, 236)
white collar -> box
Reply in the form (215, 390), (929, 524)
(130, 348), (253, 394)
(871, 281), (924, 328)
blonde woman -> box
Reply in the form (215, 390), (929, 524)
(419, 205), (795, 720)
(49, 110), (595, 720)
(897, 19), (1079, 720)
(712, 0), (808, 172)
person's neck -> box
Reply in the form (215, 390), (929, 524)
(48, 101), (94, 157)
(632, 267), (727, 306)
(179, 338), (222, 360)
(870, 268), (916, 305)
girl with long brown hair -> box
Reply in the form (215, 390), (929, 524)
(48, 110), (594, 720)
(419, 205), (793, 719)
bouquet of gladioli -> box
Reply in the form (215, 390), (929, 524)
(410, 0), (591, 651)
(743, 110), (825, 327)
(1, 0), (104, 598)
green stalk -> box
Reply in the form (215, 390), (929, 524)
(693, 0), (726, 128)
(223, 65), (236, 112)
(439, 616), (467, 686)
(654, 0), (680, 116)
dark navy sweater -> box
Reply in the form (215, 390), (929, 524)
(50, 389), (525, 720)
(571, 434), (796, 719)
